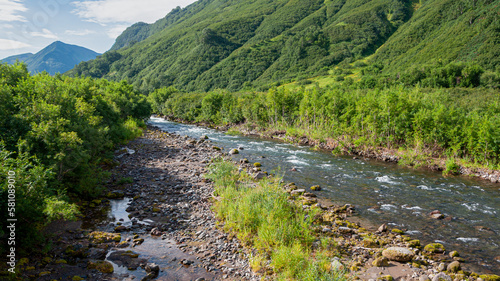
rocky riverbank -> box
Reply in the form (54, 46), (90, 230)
(9, 126), (498, 281)
(166, 116), (500, 185)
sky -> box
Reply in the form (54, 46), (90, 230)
(0, 0), (198, 59)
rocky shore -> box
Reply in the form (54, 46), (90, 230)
(167, 117), (500, 184)
(10, 126), (499, 281)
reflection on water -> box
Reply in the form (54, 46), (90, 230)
(149, 117), (500, 274)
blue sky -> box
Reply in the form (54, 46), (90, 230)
(0, 0), (197, 58)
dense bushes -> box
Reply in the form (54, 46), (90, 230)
(159, 85), (500, 168)
(0, 63), (151, 252)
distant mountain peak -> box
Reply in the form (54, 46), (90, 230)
(1, 41), (100, 75)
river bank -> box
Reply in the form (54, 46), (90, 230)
(165, 116), (500, 185)
(6, 126), (498, 280)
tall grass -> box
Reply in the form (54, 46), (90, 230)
(206, 159), (347, 280)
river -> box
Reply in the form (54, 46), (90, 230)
(148, 117), (500, 274)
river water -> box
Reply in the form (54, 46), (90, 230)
(148, 117), (500, 274)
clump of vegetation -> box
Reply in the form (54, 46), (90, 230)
(157, 84), (500, 170)
(0, 62), (150, 254)
(206, 159), (347, 280)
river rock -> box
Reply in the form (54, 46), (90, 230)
(382, 247), (415, 262)
(310, 185), (321, 191)
(150, 227), (162, 236)
(87, 248), (107, 260)
(253, 172), (267, 180)
(424, 243), (445, 253)
(145, 263), (160, 273)
(420, 275), (431, 281)
(290, 189), (305, 196)
(377, 223), (388, 233)
(87, 260), (114, 274)
(372, 257), (389, 267)
(229, 149), (239, 155)
(432, 273), (452, 281)
(430, 210), (445, 219)
(447, 261), (460, 273)
(437, 262), (446, 272)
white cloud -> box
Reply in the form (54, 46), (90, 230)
(30, 28), (58, 39)
(1, 23), (15, 29)
(72, 0), (195, 25)
(106, 24), (129, 39)
(0, 0), (27, 22)
(0, 38), (31, 50)
(65, 29), (96, 36)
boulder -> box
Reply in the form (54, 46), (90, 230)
(424, 243), (445, 253)
(229, 149), (239, 155)
(447, 261), (460, 273)
(382, 247), (415, 262)
(372, 257), (389, 267)
(376, 224), (388, 233)
(290, 189), (305, 196)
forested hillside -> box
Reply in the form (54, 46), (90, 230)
(68, 0), (500, 93)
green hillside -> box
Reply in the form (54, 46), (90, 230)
(68, 0), (500, 93)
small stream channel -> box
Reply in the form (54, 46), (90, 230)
(148, 117), (500, 274)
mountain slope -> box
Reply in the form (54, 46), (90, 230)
(68, 0), (499, 93)
(2, 41), (100, 75)
(2, 53), (34, 64)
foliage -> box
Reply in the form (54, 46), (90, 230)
(206, 159), (346, 280)
(0, 62), (151, 253)
(67, 0), (499, 93)
(161, 85), (500, 168)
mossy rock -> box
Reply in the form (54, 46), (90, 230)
(87, 260), (114, 274)
(382, 247), (415, 262)
(372, 257), (389, 267)
(89, 231), (121, 244)
(378, 275), (393, 281)
(310, 185), (321, 191)
(106, 191), (124, 199)
(39, 271), (51, 277)
(322, 212), (336, 222)
(133, 238), (145, 245)
(362, 238), (379, 248)
(122, 251), (139, 258)
(55, 259), (67, 264)
(25, 266), (35, 271)
(212, 146), (221, 151)
(152, 207), (161, 212)
(42, 257), (52, 265)
(391, 228), (404, 234)
(72, 276), (84, 281)
(407, 239), (421, 248)
(424, 243), (445, 253)
(449, 250), (459, 258)
(253, 162), (262, 167)
(479, 275), (500, 281)
(447, 261), (461, 273)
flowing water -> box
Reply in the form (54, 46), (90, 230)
(148, 117), (500, 274)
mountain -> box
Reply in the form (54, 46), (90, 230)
(2, 53), (34, 64)
(68, 0), (500, 93)
(2, 41), (100, 75)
